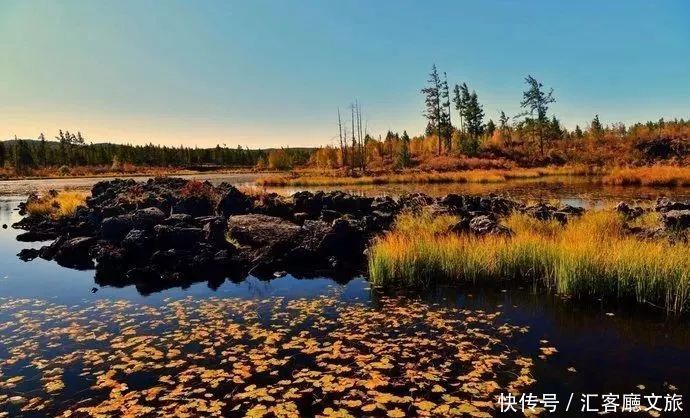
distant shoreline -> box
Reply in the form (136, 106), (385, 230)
(0, 167), (272, 182)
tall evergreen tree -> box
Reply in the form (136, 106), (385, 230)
(549, 115), (563, 140)
(38, 133), (48, 167)
(498, 111), (511, 146)
(486, 119), (496, 138)
(453, 83), (471, 135)
(464, 91), (485, 153)
(519, 75), (556, 156)
(397, 130), (411, 168)
(574, 125), (583, 139)
(591, 114), (604, 141)
(452, 84), (463, 133)
(13, 139), (34, 172)
(440, 72), (452, 151)
(421, 64), (442, 155)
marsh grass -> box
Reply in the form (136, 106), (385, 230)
(257, 165), (594, 187)
(369, 210), (690, 312)
(603, 166), (690, 187)
(26, 191), (87, 219)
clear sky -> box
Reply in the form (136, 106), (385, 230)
(1, 0), (689, 148)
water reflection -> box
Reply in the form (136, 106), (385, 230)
(268, 176), (690, 208)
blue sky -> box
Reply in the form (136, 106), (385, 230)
(1, 0), (689, 147)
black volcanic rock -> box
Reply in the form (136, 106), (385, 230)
(15, 176), (594, 292)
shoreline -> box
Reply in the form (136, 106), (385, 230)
(0, 167), (271, 182)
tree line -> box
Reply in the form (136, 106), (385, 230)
(0, 131), (312, 173)
(309, 64), (690, 169)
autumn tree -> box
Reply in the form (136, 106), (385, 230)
(422, 64), (442, 155)
(518, 75), (556, 156)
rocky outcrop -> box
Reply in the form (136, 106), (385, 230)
(13, 178), (397, 291)
(19, 176), (646, 293)
(655, 197), (690, 213)
(615, 201), (645, 220)
(661, 210), (690, 230)
(520, 202), (584, 224)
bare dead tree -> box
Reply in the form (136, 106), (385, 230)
(351, 103), (356, 170)
(356, 100), (363, 171)
(338, 108), (345, 167)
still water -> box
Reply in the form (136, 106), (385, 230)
(1, 178), (689, 416)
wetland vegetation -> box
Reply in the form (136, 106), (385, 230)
(369, 209), (690, 313)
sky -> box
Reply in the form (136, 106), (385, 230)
(1, 0), (689, 148)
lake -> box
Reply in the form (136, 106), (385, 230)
(0, 176), (688, 416)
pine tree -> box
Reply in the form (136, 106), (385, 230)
(397, 130), (411, 168)
(549, 116), (563, 140)
(591, 114), (604, 142)
(574, 125), (583, 139)
(0, 142), (5, 167)
(421, 64), (442, 155)
(498, 111), (511, 146)
(38, 133), (47, 167)
(13, 139), (35, 173)
(486, 120), (496, 138)
(453, 83), (472, 135)
(465, 91), (485, 154)
(440, 72), (452, 151)
(518, 75), (556, 156)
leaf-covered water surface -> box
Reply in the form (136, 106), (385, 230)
(0, 293), (536, 417)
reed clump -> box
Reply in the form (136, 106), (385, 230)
(25, 191), (87, 219)
(368, 210), (690, 312)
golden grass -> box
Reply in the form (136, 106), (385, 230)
(368, 210), (690, 312)
(257, 165), (595, 187)
(26, 191), (87, 219)
(603, 166), (690, 187)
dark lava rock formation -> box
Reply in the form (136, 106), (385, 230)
(14, 177), (596, 294)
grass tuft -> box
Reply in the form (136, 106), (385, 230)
(26, 191), (87, 219)
(368, 210), (690, 312)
